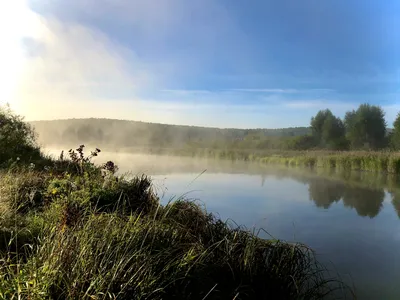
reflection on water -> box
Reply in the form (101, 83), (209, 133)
(390, 189), (400, 218)
(95, 151), (399, 219)
(308, 178), (344, 209)
(308, 178), (385, 218)
(84, 150), (400, 219)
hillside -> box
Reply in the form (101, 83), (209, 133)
(30, 118), (311, 149)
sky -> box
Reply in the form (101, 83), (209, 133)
(1, 0), (399, 128)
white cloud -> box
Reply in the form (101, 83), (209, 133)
(4, 0), (256, 126)
(3, 1), (162, 121)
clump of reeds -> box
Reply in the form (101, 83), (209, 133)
(255, 151), (400, 174)
(0, 202), (349, 299)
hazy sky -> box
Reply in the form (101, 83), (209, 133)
(1, 0), (399, 128)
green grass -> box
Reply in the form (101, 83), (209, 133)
(0, 148), (352, 300)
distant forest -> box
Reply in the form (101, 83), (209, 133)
(30, 104), (400, 152)
(30, 118), (311, 150)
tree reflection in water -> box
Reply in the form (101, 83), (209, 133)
(389, 186), (400, 218)
(303, 174), (385, 218)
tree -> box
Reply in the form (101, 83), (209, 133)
(344, 104), (387, 149)
(344, 110), (359, 148)
(321, 114), (347, 149)
(0, 104), (41, 165)
(392, 112), (400, 150)
(310, 109), (347, 149)
(311, 109), (333, 143)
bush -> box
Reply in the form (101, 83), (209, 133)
(0, 105), (43, 167)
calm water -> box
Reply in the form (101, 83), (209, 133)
(47, 150), (400, 299)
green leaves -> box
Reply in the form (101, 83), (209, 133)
(344, 104), (387, 150)
(0, 105), (41, 167)
(311, 109), (346, 150)
(391, 112), (400, 150)
(311, 104), (389, 151)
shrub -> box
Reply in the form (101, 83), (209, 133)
(0, 105), (43, 167)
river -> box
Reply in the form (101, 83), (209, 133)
(45, 150), (400, 299)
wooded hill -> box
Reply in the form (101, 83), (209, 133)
(30, 118), (310, 149)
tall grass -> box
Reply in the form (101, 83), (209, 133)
(224, 150), (400, 174)
(0, 147), (352, 299)
(0, 204), (346, 299)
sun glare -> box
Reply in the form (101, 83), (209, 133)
(0, 0), (41, 112)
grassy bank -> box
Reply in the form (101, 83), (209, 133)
(257, 151), (400, 174)
(0, 146), (351, 300)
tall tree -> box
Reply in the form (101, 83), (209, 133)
(344, 110), (360, 148)
(321, 114), (347, 150)
(311, 109), (333, 143)
(392, 112), (400, 150)
(311, 109), (346, 149)
(344, 104), (387, 149)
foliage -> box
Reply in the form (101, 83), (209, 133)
(311, 109), (334, 143)
(344, 104), (387, 149)
(392, 112), (400, 150)
(281, 135), (317, 150)
(0, 105), (42, 167)
(311, 110), (347, 150)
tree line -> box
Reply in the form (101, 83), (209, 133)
(29, 104), (400, 152)
(310, 103), (400, 150)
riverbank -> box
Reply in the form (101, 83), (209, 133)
(47, 145), (400, 174)
(0, 146), (351, 299)
(148, 148), (400, 174)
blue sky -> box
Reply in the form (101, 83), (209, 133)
(2, 0), (399, 128)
